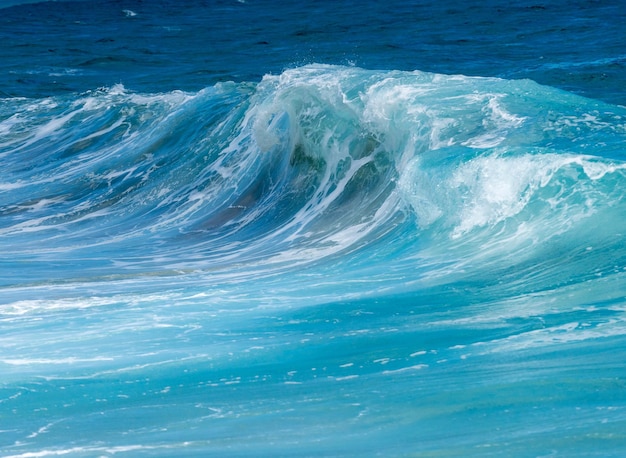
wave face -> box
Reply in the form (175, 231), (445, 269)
(2, 65), (626, 456)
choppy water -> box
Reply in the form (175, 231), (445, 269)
(1, 1), (626, 456)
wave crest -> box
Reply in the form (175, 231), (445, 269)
(1, 65), (625, 283)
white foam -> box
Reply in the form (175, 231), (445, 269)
(478, 319), (626, 354)
(410, 350), (427, 357)
(399, 150), (626, 238)
(332, 375), (359, 381)
(382, 364), (428, 375)
(0, 182), (24, 191)
(0, 292), (184, 317)
(450, 153), (547, 236)
(3, 442), (198, 458)
(1, 357), (113, 366)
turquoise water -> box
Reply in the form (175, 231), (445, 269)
(1, 1), (626, 456)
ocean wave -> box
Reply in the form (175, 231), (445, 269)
(1, 64), (625, 289)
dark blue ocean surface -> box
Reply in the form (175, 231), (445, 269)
(1, 1), (626, 457)
(2, 0), (625, 103)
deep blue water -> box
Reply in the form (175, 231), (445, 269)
(1, 1), (626, 456)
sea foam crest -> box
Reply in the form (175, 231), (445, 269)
(399, 151), (626, 238)
(250, 65), (626, 246)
